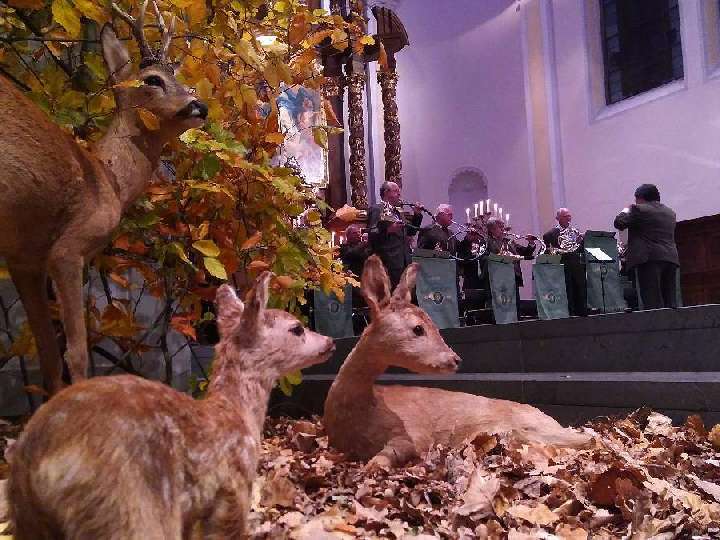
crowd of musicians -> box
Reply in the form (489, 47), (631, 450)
(339, 181), (680, 316)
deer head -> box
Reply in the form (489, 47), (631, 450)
(216, 273), (336, 378)
(103, 1), (207, 138)
(360, 255), (461, 374)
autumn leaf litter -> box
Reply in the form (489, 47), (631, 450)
(249, 410), (720, 539)
(1, 410), (720, 538)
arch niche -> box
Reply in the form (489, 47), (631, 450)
(448, 167), (488, 218)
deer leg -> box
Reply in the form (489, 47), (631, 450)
(8, 264), (64, 396)
(49, 258), (88, 383)
(202, 487), (247, 539)
(366, 436), (418, 470)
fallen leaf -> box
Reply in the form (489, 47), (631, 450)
(507, 502), (559, 526)
(455, 468), (500, 517)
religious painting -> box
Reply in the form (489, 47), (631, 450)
(276, 84), (329, 187)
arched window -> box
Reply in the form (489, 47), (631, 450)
(448, 168), (488, 219)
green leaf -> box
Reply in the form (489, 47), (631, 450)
(192, 239), (221, 257)
(194, 154), (221, 179)
(167, 242), (192, 265)
(204, 257), (228, 279)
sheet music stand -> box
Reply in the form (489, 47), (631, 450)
(584, 230), (626, 314)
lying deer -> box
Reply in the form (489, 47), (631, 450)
(0, 1), (208, 394)
(7, 272), (335, 539)
(324, 255), (592, 469)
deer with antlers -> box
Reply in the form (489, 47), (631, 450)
(323, 255), (592, 469)
(0, 1), (208, 395)
(7, 272), (336, 539)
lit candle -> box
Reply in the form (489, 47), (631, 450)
(474, 203), (478, 218)
(498, 207), (503, 220)
(465, 208), (470, 221)
(331, 231), (336, 247)
(479, 200), (484, 215)
(505, 212), (510, 224)
(486, 198), (491, 213)
(493, 203), (498, 216)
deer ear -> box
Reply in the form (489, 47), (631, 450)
(242, 271), (272, 333)
(391, 263), (418, 304)
(361, 255), (390, 317)
(101, 24), (133, 83)
(215, 284), (245, 338)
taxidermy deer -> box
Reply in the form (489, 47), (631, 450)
(323, 255), (592, 469)
(7, 272), (336, 539)
(0, 1), (208, 395)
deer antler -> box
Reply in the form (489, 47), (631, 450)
(151, 1), (176, 61)
(111, 0), (175, 65)
(111, 1), (153, 61)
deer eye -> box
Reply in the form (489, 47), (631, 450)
(143, 75), (165, 89)
(290, 325), (304, 337)
(413, 325), (425, 337)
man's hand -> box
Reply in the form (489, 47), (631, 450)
(413, 202), (424, 216)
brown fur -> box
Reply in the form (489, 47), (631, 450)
(323, 255), (592, 469)
(0, 21), (207, 395)
(7, 273), (335, 539)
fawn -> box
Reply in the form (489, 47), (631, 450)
(324, 255), (592, 469)
(7, 272), (335, 539)
(0, 2), (207, 395)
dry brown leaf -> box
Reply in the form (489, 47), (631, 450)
(555, 523), (588, 539)
(507, 502), (559, 526)
(455, 468), (500, 517)
(644, 412), (673, 436)
(688, 474), (720, 503)
(709, 424), (720, 450)
(334, 205), (359, 222)
(260, 469), (298, 508)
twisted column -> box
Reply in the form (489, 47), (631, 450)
(378, 70), (402, 187)
(346, 72), (368, 210)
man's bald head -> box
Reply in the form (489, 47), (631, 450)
(345, 224), (362, 244)
(379, 181), (401, 205)
(556, 208), (572, 228)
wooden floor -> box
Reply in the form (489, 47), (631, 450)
(262, 304), (720, 427)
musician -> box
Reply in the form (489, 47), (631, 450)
(543, 208), (587, 316)
(367, 181), (423, 290)
(417, 204), (457, 254)
(339, 224), (370, 278)
(614, 184), (679, 310)
(485, 217), (536, 287)
(456, 226), (485, 290)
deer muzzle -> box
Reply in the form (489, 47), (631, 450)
(177, 100), (208, 120)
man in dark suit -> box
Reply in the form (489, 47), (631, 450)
(367, 181), (423, 290)
(614, 184), (679, 310)
(543, 208), (587, 316)
(339, 224), (370, 278)
(417, 204), (457, 254)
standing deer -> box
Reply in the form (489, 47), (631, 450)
(0, 1), (208, 395)
(323, 255), (592, 469)
(7, 272), (336, 539)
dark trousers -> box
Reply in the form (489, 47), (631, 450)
(635, 261), (678, 310)
(563, 254), (587, 316)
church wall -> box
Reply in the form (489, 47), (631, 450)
(549, 0), (720, 230)
(368, 0), (536, 237)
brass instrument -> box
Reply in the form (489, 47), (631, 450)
(548, 226), (583, 255)
(501, 232), (546, 259)
(379, 201), (402, 223)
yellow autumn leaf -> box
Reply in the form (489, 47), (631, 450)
(204, 257), (228, 279)
(359, 35), (375, 46)
(195, 77), (214, 100)
(312, 127), (328, 150)
(74, 0), (108, 23)
(52, 0), (82, 37)
(265, 132), (285, 144)
(114, 79), (142, 89)
(138, 108), (160, 131)
(192, 239), (221, 257)
(241, 231), (262, 250)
